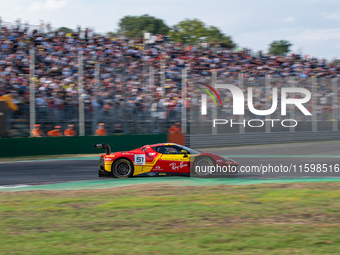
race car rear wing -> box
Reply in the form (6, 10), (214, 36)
(94, 144), (111, 155)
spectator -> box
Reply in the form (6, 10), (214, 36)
(169, 122), (182, 134)
(64, 124), (76, 136)
(47, 126), (62, 137)
(95, 123), (107, 136)
(31, 124), (44, 137)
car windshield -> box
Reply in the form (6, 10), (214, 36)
(176, 145), (200, 155)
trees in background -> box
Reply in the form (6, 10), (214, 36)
(56, 27), (73, 33)
(268, 40), (293, 56)
(118, 15), (235, 49)
(118, 15), (169, 38)
(169, 19), (235, 48)
(52, 17), (298, 54)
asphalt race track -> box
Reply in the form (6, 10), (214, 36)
(0, 141), (339, 186)
(0, 159), (99, 186)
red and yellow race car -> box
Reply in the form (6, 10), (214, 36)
(95, 143), (238, 178)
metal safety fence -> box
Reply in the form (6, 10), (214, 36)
(4, 63), (340, 137)
(3, 47), (185, 136)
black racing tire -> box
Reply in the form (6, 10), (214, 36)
(193, 156), (215, 177)
(112, 158), (134, 178)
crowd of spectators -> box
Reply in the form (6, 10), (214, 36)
(0, 20), (339, 135)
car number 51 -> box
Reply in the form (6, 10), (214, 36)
(135, 154), (146, 165)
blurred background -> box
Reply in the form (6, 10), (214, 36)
(0, 17), (339, 137)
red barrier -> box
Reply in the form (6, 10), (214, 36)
(167, 133), (185, 145)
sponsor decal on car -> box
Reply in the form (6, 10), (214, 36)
(153, 166), (163, 171)
(147, 172), (156, 176)
(169, 161), (188, 170)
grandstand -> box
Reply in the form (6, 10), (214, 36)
(0, 19), (339, 136)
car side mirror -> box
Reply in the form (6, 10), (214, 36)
(181, 150), (188, 157)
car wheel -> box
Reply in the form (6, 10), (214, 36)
(193, 156), (215, 177)
(112, 159), (134, 178)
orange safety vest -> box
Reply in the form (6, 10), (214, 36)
(32, 129), (43, 137)
(96, 128), (107, 136)
(47, 129), (62, 137)
(169, 126), (181, 134)
(64, 129), (76, 136)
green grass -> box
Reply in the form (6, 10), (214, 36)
(1, 182), (340, 254)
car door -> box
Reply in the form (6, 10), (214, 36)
(151, 145), (190, 173)
(139, 146), (162, 174)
